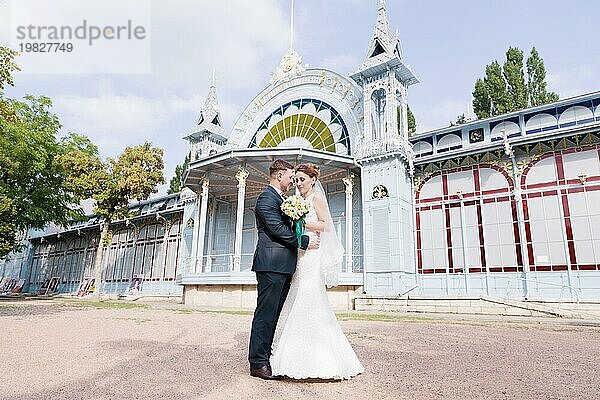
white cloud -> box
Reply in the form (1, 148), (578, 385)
(415, 99), (471, 133)
(318, 53), (361, 75)
(53, 81), (242, 196)
(149, 0), (290, 91)
(547, 64), (595, 99)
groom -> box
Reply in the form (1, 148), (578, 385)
(248, 159), (320, 380)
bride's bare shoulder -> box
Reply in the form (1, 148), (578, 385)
(312, 193), (326, 207)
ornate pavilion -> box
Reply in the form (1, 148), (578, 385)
(2, 1), (599, 310)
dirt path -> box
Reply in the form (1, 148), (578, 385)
(1, 299), (599, 399)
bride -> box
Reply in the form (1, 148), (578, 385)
(270, 163), (364, 380)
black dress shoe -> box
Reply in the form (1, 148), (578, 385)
(250, 365), (283, 380)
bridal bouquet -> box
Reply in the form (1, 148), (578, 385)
(281, 195), (311, 246)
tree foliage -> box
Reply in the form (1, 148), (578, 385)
(168, 152), (190, 194)
(407, 105), (416, 136)
(472, 46), (558, 119)
(0, 47), (20, 90)
(62, 141), (165, 298)
(527, 47), (559, 107)
(0, 95), (90, 258)
(397, 105), (417, 136)
(0, 46), (96, 259)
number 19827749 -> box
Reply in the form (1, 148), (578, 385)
(18, 42), (74, 52)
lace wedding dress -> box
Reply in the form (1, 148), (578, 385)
(270, 193), (364, 379)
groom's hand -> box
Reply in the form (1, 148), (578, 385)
(307, 232), (321, 249)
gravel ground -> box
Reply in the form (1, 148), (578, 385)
(1, 299), (599, 400)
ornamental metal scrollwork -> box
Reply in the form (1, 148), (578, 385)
(371, 184), (389, 200)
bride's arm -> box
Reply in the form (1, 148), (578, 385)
(305, 194), (328, 232)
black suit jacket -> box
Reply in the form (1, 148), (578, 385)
(251, 186), (309, 274)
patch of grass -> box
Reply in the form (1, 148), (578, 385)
(171, 308), (253, 316)
(335, 313), (500, 328)
(335, 313), (442, 323)
(216, 310), (254, 316)
(62, 300), (149, 310)
(173, 309), (194, 314)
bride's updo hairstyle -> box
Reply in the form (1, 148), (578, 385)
(295, 163), (320, 180)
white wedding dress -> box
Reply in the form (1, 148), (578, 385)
(270, 193), (364, 379)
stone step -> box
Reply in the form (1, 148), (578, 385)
(353, 296), (597, 319)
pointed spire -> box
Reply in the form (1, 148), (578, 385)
(184, 73), (226, 142)
(198, 78), (221, 128)
(350, 0), (418, 86)
(366, 0), (400, 61)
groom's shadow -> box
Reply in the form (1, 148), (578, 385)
(281, 377), (343, 384)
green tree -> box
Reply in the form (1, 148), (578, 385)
(62, 142), (164, 299)
(407, 105), (416, 135)
(503, 46), (527, 111)
(485, 61), (511, 116)
(397, 105), (417, 136)
(472, 78), (491, 119)
(527, 47), (559, 106)
(473, 46), (558, 118)
(168, 153), (190, 194)
(0, 95), (91, 259)
(1, 46), (98, 259)
(451, 113), (468, 126)
(0, 47), (20, 90)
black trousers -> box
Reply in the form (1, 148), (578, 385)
(248, 271), (292, 369)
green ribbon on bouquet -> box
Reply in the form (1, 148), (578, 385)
(293, 217), (306, 247)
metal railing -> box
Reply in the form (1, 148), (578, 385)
(494, 274), (581, 305)
(184, 254), (365, 274)
(185, 254), (254, 274)
(355, 137), (413, 160)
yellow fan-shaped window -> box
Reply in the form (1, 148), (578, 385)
(259, 114), (336, 152)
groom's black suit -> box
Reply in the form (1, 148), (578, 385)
(248, 185), (309, 370)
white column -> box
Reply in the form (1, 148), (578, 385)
(504, 130), (530, 298)
(205, 198), (217, 273)
(196, 178), (210, 273)
(342, 174), (354, 273)
(457, 192), (469, 293)
(233, 166), (249, 272)
(190, 192), (201, 273)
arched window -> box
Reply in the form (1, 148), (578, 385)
(416, 166), (520, 274)
(559, 105), (594, 127)
(522, 146), (600, 271)
(413, 141), (433, 157)
(371, 88), (387, 140)
(436, 134), (462, 152)
(525, 113), (557, 134)
(250, 98), (351, 155)
(491, 121), (520, 142)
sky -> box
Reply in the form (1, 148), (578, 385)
(2, 0), (599, 199)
